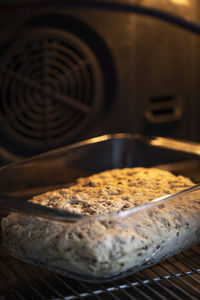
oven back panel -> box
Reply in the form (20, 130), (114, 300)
(0, 0), (200, 163)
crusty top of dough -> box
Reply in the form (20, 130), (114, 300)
(30, 167), (194, 216)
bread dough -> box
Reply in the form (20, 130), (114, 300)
(2, 168), (200, 279)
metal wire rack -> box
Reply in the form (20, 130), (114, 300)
(0, 244), (199, 299)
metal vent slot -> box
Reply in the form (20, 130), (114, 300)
(145, 95), (182, 123)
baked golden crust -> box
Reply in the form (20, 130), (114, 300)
(30, 167), (193, 215)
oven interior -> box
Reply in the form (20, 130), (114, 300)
(0, 1), (200, 299)
(0, 0), (200, 164)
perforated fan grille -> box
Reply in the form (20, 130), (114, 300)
(0, 28), (103, 150)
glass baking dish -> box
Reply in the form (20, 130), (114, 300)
(0, 133), (200, 283)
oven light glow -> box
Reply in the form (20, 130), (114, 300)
(169, 0), (189, 6)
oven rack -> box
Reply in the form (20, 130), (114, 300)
(0, 244), (199, 300)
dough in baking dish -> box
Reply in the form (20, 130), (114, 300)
(1, 167), (200, 278)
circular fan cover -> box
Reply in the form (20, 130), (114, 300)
(0, 28), (103, 153)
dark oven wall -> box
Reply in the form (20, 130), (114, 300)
(0, 0), (200, 164)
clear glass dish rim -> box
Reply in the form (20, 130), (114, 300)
(1, 132), (200, 224)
